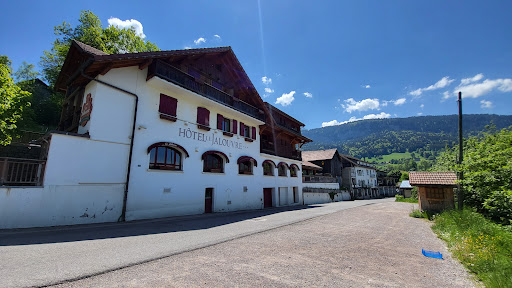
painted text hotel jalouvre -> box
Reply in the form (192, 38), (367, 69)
(0, 41), (312, 229)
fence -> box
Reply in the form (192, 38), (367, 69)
(0, 157), (45, 186)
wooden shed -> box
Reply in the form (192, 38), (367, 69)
(409, 172), (457, 212)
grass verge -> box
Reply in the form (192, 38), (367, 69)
(431, 208), (512, 287)
(395, 195), (418, 203)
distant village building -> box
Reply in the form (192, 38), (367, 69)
(399, 180), (413, 198)
(409, 171), (457, 212)
(0, 41), (312, 229)
(339, 154), (378, 199)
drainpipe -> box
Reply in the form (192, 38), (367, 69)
(80, 71), (138, 222)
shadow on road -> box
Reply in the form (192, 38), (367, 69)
(0, 205), (323, 246)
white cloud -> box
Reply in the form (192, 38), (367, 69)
(261, 76), (272, 85)
(264, 88), (274, 94)
(456, 78), (512, 98)
(364, 85), (371, 89)
(184, 46), (192, 50)
(461, 73), (484, 85)
(420, 104), (424, 108)
(213, 34), (221, 40)
(276, 91), (296, 106)
(342, 98), (380, 113)
(321, 112), (391, 127)
(409, 76), (455, 97)
(393, 98), (406, 106)
(194, 37), (206, 45)
(417, 112), (423, 116)
(108, 17), (146, 38)
(480, 100), (493, 109)
(304, 92), (313, 98)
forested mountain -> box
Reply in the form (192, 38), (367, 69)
(302, 114), (512, 159)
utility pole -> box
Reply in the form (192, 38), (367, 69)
(457, 92), (464, 210)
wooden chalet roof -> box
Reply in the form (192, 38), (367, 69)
(55, 41), (263, 107)
(302, 149), (339, 162)
(302, 161), (322, 170)
(409, 172), (457, 186)
(264, 102), (305, 126)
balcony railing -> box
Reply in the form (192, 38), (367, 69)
(0, 158), (45, 186)
(303, 175), (337, 183)
(149, 60), (265, 121)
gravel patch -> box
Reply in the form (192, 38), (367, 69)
(52, 201), (476, 287)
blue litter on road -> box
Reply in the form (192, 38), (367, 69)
(422, 249), (443, 259)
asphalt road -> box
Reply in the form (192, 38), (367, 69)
(1, 198), (389, 288)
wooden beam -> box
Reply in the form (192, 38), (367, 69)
(138, 59), (153, 70)
(99, 63), (114, 75)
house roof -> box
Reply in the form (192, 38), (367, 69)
(302, 161), (322, 170)
(301, 149), (339, 162)
(409, 172), (457, 186)
(399, 180), (412, 188)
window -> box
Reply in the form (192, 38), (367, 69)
(217, 114), (237, 135)
(239, 161), (252, 174)
(240, 122), (257, 140)
(278, 163), (287, 177)
(263, 161), (274, 176)
(290, 167), (297, 177)
(427, 188), (445, 199)
(197, 107), (210, 130)
(203, 154), (223, 173)
(149, 146), (182, 170)
(159, 94), (178, 121)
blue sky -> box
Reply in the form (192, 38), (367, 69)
(2, 0), (511, 129)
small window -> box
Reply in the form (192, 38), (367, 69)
(197, 107), (210, 130)
(203, 154), (223, 173)
(278, 164), (287, 177)
(149, 146), (182, 170)
(263, 161), (274, 176)
(239, 161), (253, 174)
(290, 167), (297, 177)
(159, 94), (178, 121)
(223, 118), (231, 132)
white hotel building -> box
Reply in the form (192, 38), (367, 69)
(0, 41), (311, 229)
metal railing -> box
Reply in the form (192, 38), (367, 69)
(0, 158), (45, 186)
(150, 60), (265, 121)
(303, 175), (337, 183)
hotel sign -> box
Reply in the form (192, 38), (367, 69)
(178, 127), (249, 150)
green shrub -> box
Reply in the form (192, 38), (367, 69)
(395, 195), (418, 203)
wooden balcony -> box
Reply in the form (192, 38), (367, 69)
(0, 158), (45, 186)
(148, 60), (265, 121)
(260, 140), (301, 160)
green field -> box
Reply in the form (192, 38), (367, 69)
(367, 152), (428, 163)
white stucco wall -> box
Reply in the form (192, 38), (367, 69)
(0, 133), (126, 229)
(303, 191), (350, 205)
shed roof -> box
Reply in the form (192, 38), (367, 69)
(399, 180), (412, 189)
(409, 172), (457, 186)
(301, 149), (338, 162)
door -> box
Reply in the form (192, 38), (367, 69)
(263, 188), (272, 208)
(293, 187), (298, 203)
(205, 188), (213, 213)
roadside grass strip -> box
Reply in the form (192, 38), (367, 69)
(395, 195), (418, 203)
(431, 208), (512, 288)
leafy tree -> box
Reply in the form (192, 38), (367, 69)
(40, 10), (159, 87)
(418, 159), (431, 171)
(400, 171), (409, 181)
(14, 62), (40, 83)
(0, 55), (12, 68)
(0, 63), (31, 145)
(387, 169), (401, 178)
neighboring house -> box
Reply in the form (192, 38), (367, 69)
(302, 149), (342, 179)
(377, 169), (399, 197)
(409, 171), (457, 212)
(399, 180), (413, 198)
(340, 154), (378, 199)
(0, 40), (311, 229)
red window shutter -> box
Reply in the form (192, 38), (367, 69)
(252, 127), (256, 140)
(217, 114), (223, 130)
(232, 120), (237, 135)
(240, 122), (245, 136)
(197, 107), (210, 126)
(159, 94), (177, 116)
